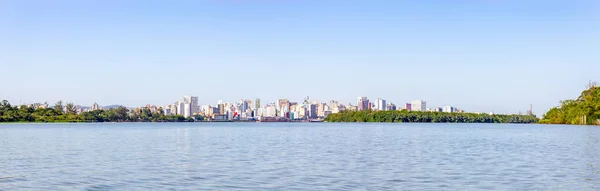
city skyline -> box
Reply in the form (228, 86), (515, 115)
(12, 95), (491, 116)
(0, 90), (570, 116)
(2, 1), (599, 115)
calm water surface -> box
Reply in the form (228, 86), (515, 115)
(1, 123), (599, 190)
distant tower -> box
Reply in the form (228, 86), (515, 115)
(528, 104), (533, 115)
(255, 98), (261, 109)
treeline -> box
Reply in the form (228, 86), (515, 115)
(324, 110), (538, 123)
(0, 100), (197, 123)
(541, 82), (600, 125)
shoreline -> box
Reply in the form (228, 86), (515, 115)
(0, 121), (548, 124)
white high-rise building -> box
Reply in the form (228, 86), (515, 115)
(184, 104), (192, 118)
(183, 96), (199, 114)
(443, 106), (455, 113)
(180, 96), (199, 118)
(90, 102), (101, 111)
(376, 98), (387, 111)
(411, 100), (426, 112)
(177, 101), (185, 116)
(265, 104), (277, 117)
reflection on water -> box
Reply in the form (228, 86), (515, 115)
(0, 123), (599, 190)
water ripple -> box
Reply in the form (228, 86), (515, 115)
(0, 123), (599, 190)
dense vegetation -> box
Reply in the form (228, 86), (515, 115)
(324, 110), (538, 123)
(0, 100), (197, 123)
(540, 82), (600, 125)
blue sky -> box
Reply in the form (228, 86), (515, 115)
(1, 0), (599, 115)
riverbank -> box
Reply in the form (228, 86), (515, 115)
(324, 110), (539, 124)
(540, 83), (599, 125)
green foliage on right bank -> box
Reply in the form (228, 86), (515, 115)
(540, 82), (600, 125)
(324, 110), (538, 123)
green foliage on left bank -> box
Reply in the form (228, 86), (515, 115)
(0, 100), (194, 123)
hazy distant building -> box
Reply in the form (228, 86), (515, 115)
(289, 102), (298, 112)
(184, 104), (192, 118)
(357, 97), (369, 111)
(192, 97), (199, 114)
(443, 106), (455, 113)
(90, 103), (101, 111)
(386, 103), (396, 111)
(405, 103), (412, 111)
(279, 105), (290, 119)
(241, 100), (250, 112)
(164, 104), (178, 115)
(180, 96), (199, 118)
(348, 104), (358, 111)
(164, 106), (173, 115)
(376, 98), (387, 111)
(323, 110), (332, 118)
(265, 104), (277, 117)
(217, 104), (225, 115)
(177, 101), (185, 116)
(411, 100), (426, 112)
(277, 99), (290, 112)
(255, 98), (261, 110)
(309, 104), (317, 119)
(202, 105), (213, 116)
(331, 104), (344, 114)
(246, 100), (253, 110)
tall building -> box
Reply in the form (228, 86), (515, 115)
(279, 106), (290, 119)
(177, 101), (185, 116)
(289, 102), (298, 112)
(309, 104), (317, 119)
(357, 97), (369, 111)
(184, 104), (192, 118)
(190, 96), (199, 114)
(296, 104), (306, 118)
(90, 102), (101, 111)
(386, 103), (396, 111)
(235, 102), (244, 113)
(405, 103), (412, 111)
(255, 98), (261, 110)
(411, 100), (426, 112)
(277, 99), (290, 112)
(376, 98), (387, 111)
(182, 96), (199, 117)
(265, 104), (277, 117)
(203, 105), (213, 116)
(217, 104), (225, 115)
(241, 100), (250, 112)
(443, 106), (455, 113)
(317, 103), (326, 117)
(246, 100), (253, 110)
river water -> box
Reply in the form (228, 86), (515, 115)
(1, 123), (599, 190)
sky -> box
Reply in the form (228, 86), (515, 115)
(1, 0), (599, 115)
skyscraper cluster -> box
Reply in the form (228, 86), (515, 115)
(164, 96), (199, 118)
(156, 95), (465, 121)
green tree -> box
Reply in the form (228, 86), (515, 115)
(541, 82), (600, 125)
(66, 102), (77, 115)
(54, 101), (64, 114)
